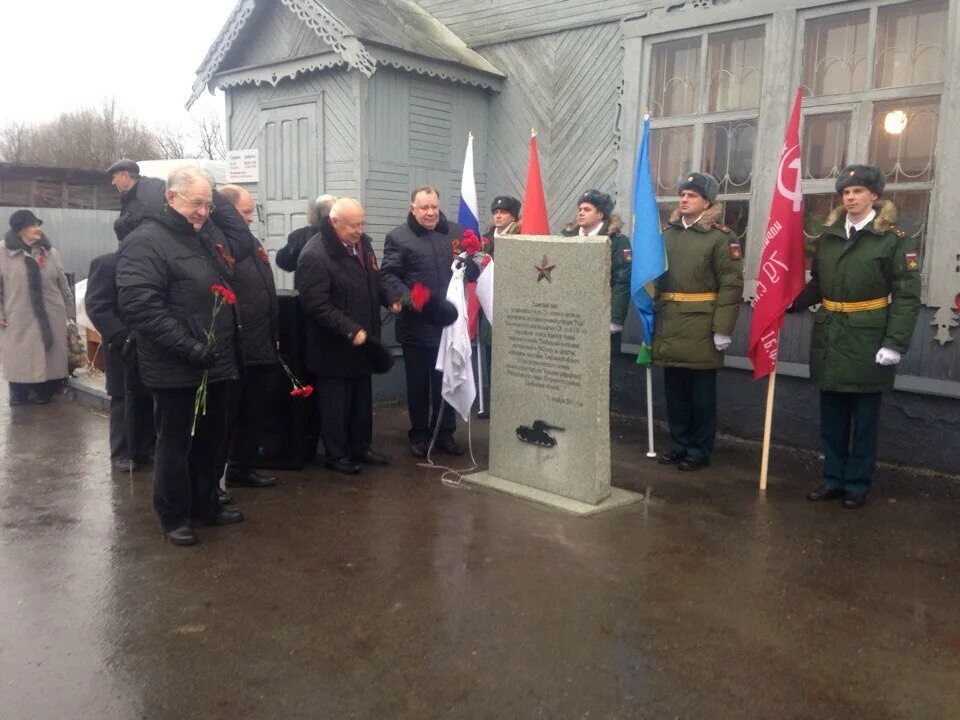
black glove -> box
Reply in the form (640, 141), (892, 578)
(109, 329), (130, 351)
(784, 303), (798, 314)
(118, 333), (138, 365)
(187, 343), (218, 369)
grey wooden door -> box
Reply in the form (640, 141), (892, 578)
(258, 101), (320, 289)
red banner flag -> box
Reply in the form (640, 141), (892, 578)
(748, 89), (807, 379)
(520, 131), (550, 234)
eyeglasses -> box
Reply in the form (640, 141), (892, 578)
(174, 191), (214, 212)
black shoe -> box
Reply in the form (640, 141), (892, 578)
(807, 484), (845, 502)
(477, 410), (490, 420)
(112, 457), (137, 472)
(226, 469), (277, 488)
(657, 450), (686, 465)
(436, 436), (464, 456)
(217, 488), (234, 505)
(353, 450), (391, 466)
(677, 455), (708, 472)
(205, 507), (244, 526)
(326, 457), (361, 475)
(842, 492), (868, 509)
(165, 525), (197, 546)
(9, 396), (28, 406)
(410, 443), (428, 458)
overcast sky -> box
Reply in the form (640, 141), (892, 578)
(0, 0), (237, 129)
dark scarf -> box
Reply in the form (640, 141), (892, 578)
(4, 229), (54, 349)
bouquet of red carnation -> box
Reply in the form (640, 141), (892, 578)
(277, 355), (313, 398)
(451, 229), (491, 259)
(191, 284), (235, 436)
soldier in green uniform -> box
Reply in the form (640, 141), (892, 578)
(654, 173), (744, 471)
(790, 165), (921, 508)
(561, 190), (632, 356)
(477, 196), (522, 419)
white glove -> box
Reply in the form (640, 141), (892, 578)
(610, 323), (623, 334)
(875, 347), (901, 366)
(713, 333), (732, 351)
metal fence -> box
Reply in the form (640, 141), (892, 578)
(0, 206), (117, 282)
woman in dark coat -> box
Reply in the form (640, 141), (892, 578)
(0, 210), (75, 405)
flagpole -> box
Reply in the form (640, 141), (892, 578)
(645, 367), (656, 458)
(476, 340), (485, 414)
(759, 352), (779, 492)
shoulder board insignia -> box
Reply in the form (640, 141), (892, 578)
(717, 224), (734, 234)
(661, 224), (671, 232)
(729, 242), (742, 260)
(892, 227), (906, 239)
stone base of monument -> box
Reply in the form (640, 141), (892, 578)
(464, 471), (644, 517)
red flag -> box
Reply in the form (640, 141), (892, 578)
(520, 131), (549, 234)
(748, 89), (807, 379)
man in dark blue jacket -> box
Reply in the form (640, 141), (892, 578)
(381, 187), (466, 458)
(86, 251), (155, 472)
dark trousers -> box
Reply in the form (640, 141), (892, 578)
(401, 343), (456, 444)
(820, 390), (882, 494)
(318, 375), (373, 460)
(225, 365), (273, 476)
(9, 380), (61, 404)
(151, 382), (228, 531)
(663, 367), (717, 462)
(108, 366), (155, 463)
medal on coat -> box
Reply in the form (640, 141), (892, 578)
(256, 246), (270, 266)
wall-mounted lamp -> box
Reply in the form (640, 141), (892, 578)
(884, 110), (909, 135)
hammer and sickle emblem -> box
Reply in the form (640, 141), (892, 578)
(776, 144), (803, 213)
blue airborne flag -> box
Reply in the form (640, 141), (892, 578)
(629, 115), (667, 366)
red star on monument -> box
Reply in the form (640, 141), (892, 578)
(534, 255), (556, 282)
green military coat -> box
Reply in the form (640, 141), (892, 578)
(652, 204), (744, 370)
(794, 200), (921, 393)
(561, 216), (632, 326)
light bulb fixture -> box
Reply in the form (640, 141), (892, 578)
(884, 110), (909, 135)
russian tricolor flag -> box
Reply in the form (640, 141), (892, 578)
(457, 133), (480, 234)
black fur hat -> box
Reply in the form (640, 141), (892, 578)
(9, 209), (42, 232)
(577, 189), (615, 219)
(491, 195), (521, 218)
(360, 338), (395, 374)
(422, 294), (459, 327)
(835, 165), (885, 196)
(678, 173), (719, 203)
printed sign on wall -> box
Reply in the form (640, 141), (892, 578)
(227, 149), (259, 183)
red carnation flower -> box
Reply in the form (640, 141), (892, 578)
(461, 229), (482, 255)
(300, 385), (314, 398)
(410, 282), (431, 312)
(481, 255), (492, 267)
(211, 284), (236, 305)
(290, 387), (302, 397)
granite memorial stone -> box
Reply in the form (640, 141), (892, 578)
(467, 235), (641, 515)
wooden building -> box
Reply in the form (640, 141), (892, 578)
(190, 0), (960, 442)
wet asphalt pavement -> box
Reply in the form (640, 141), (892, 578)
(1, 389), (959, 719)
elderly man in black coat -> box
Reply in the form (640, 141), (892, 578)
(275, 194), (336, 272)
(116, 168), (243, 546)
(216, 184), (280, 490)
(86, 251), (156, 472)
(381, 186), (469, 458)
(296, 198), (401, 475)
(106, 159), (166, 242)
